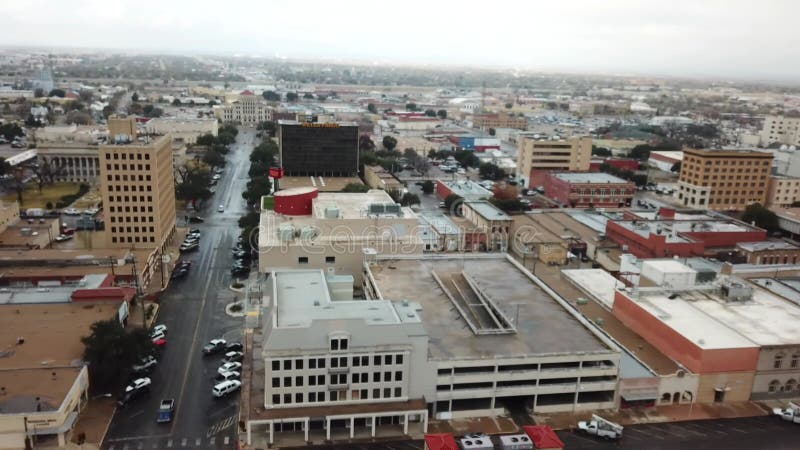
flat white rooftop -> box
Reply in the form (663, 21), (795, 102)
(272, 269), (418, 328)
(561, 269), (623, 309)
(552, 172), (629, 184)
(466, 201), (511, 221)
(312, 190), (415, 220)
(642, 259), (698, 274)
(737, 241), (799, 252)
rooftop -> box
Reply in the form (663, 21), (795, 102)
(368, 255), (614, 360)
(552, 172), (630, 184)
(561, 269), (624, 309)
(271, 270), (418, 329)
(465, 201), (511, 221)
(276, 176), (363, 192)
(438, 180), (492, 200)
(277, 120), (357, 127)
(311, 190), (414, 220)
(0, 302), (120, 413)
(737, 241), (799, 252)
(613, 219), (755, 244)
(649, 150), (684, 161)
(0, 274), (108, 304)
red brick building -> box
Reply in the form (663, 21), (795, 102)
(544, 172), (635, 208)
(589, 158), (640, 172)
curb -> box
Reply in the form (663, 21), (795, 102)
(97, 404), (117, 447)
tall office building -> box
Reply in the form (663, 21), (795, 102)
(759, 115), (800, 147)
(677, 148), (773, 211)
(278, 120), (359, 176)
(516, 136), (592, 188)
(99, 116), (176, 249)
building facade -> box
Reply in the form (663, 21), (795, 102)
(99, 117), (176, 250)
(767, 176), (800, 208)
(544, 172), (635, 208)
(143, 118), (218, 145)
(517, 137), (592, 188)
(278, 121), (359, 177)
(736, 241), (800, 265)
(760, 115), (800, 147)
(218, 93), (273, 127)
(677, 149), (773, 211)
(363, 165), (403, 191)
(472, 113), (527, 130)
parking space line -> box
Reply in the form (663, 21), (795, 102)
(195, 438), (201, 446)
(223, 436), (230, 445)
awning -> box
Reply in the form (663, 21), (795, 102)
(714, 386), (732, 392)
(26, 412), (77, 436)
(621, 391), (659, 401)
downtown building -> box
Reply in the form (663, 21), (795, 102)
(99, 116), (176, 250)
(217, 92), (273, 127)
(245, 254), (621, 446)
(676, 148), (773, 211)
(516, 136), (592, 188)
(544, 172), (635, 208)
(277, 120), (359, 176)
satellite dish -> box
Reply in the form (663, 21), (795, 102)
(780, 144), (788, 150)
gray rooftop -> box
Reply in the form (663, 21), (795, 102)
(737, 241), (799, 252)
(367, 255), (613, 360)
(553, 172), (630, 184)
(466, 201), (511, 221)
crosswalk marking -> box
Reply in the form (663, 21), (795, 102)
(166, 439), (172, 448)
(223, 436), (229, 445)
(206, 414), (237, 437)
(180, 438), (187, 447)
(209, 437), (215, 445)
(195, 438), (201, 446)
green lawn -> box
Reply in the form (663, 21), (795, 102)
(261, 196), (274, 210)
(2, 182), (82, 209)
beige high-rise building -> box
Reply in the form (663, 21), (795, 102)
(516, 136), (592, 188)
(677, 148), (772, 211)
(759, 115), (800, 147)
(99, 116), (176, 250)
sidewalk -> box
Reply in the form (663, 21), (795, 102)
(71, 397), (116, 446)
(533, 401), (774, 430)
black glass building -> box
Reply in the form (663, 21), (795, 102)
(278, 120), (359, 176)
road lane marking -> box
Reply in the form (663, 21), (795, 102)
(223, 437), (230, 445)
(181, 438), (187, 447)
(166, 440), (172, 448)
(195, 438), (201, 446)
(209, 437), (215, 445)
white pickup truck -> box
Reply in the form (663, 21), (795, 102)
(773, 402), (800, 424)
(578, 414), (624, 440)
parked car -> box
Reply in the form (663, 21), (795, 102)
(188, 216), (205, 223)
(180, 242), (199, 253)
(152, 324), (168, 335)
(218, 362), (242, 374)
(151, 330), (166, 341)
(63, 208), (81, 215)
(118, 385), (149, 407)
(125, 377), (152, 393)
(212, 380), (241, 398)
(225, 342), (243, 352)
(54, 234), (73, 242)
(152, 338), (167, 348)
(132, 356), (158, 374)
(214, 371), (241, 383)
(217, 205), (224, 213)
(171, 267), (189, 279)
(203, 339), (227, 355)
(223, 351), (244, 363)
(156, 399), (175, 423)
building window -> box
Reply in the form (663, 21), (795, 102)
(317, 375), (324, 385)
(309, 359), (316, 369)
(325, 256), (335, 264)
(385, 355), (392, 365)
(786, 379), (797, 392)
(295, 393), (303, 403)
(384, 388), (391, 398)
(373, 388), (380, 399)
(309, 376), (316, 386)
(296, 376), (303, 387)
(271, 360), (279, 371)
(374, 355), (381, 366)
(284, 360), (292, 371)
(768, 380), (781, 393)
(394, 387), (401, 397)
(395, 371), (402, 381)
(272, 377), (280, 388)
(318, 358), (326, 369)
(272, 394), (280, 405)
(284, 377), (291, 387)
(298, 256), (308, 264)
(309, 392), (316, 402)
(296, 359), (303, 370)
(384, 372), (391, 382)
(330, 337), (348, 351)
(792, 353), (799, 368)
(373, 372), (380, 382)
(284, 394), (291, 404)
(774, 354), (784, 369)
(396, 354), (403, 365)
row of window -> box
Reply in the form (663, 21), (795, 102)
(684, 159), (769, 167)
(297, 256), (336, 265)
(109, 184), (153, 193)
(107, 174), (152, 182)
(270, 353), (404, 372)
(773, 354), (800, 369)
(111, 226), (155, 234)
(271, 387), (402, 405)
(106, 164), (151, 172)
(271, 370), (404, 388)
(105, 152), (151, 161)
(768, 379), (798, 393)
(109, 196), (154, 205)
(571, 189), (634, 196)
(111, 235), (155, 244)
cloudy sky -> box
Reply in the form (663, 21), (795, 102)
(3, 0), (798, 81)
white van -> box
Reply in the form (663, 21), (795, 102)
(212, 380), (241, 398)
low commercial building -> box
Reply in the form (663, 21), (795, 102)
(35, 125), (106, 183)
(647, 151), (683, 172)
(461, 201), (511, 252)
(544, 172), (635, 208)
(589, 158), (639, 173)
(759, 115), (800, 147)
(605, 215), (766, 258)
(417, 213), (462, 252)
(775, 207), (800, 237)
(258, 189), (424, 284)
(472, 113), (527, 130)
(0, 302), (125, 448)
(363, 165), (403, 191)
(736, 241), (800, 265)
(767, 176), (800, 208)
(0, 217), (60, 249)
(510, 214), (572, 265)
(612, 272), (800, 402)
(0, 201), (20, 235)
(435, 180), (492, 202)
(143, 118), (218, 145)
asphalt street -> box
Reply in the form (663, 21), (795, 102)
(283, 416), (800, 450)
(101, 130), (256, 450)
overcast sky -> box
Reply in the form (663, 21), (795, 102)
(3, 0), (799, 81)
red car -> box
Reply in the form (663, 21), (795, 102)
(152, 338), (167, 348)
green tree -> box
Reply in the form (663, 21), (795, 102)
(25, 114), (43, 128)
(303, 92), (314, 99)
(82, 319), (154, 390)
(342, 183), (369, 193)
(400, 192), (420, 206)
(406, 103), (418, 111)
(203, 149), (225, 167)
(629, 144), (653, 160)
(219, 124), (239, 136)
(437, 109), (447, 119)
(257, 121), (277, 137)
(424, 109), (436, 117)
(505, 102), (513, 109)
(66, 111), (92, 125)
(0, 123), (24, 140)
(421, 180), (434, 195)
(382, 135), (397, 152)
(176, 169), (212, 204)
(479, 162), (506, 181)
(196, 133), (216, 147)
(286, 92), (299, 102)
(33, 88), (44, 98)
(131, 92), (139, 102)
(741, 203), (779, 232)
(172, 98), (181, 106)
(102, 105), (115, 119)
(217, 132), (236, 146)
(251, 141), (278, 164)
(488, 127), (496, 136)
(48, 88), (66, 98)
(489, 197), (524, 213)
(262, 91), (280, 101)
(591, 146), (612, 157)
(242, 176), (272, 206)
(142, 104), (163, 118)
(367, 103), (377, 114)
(671, 161), (682, 173)
(444, 193), (463, 211)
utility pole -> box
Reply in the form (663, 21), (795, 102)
(128, 253), (146, 328)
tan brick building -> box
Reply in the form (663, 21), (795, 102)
(473, 113), (527, 130)
(100, 117), (176, 250)
(677, 149), (773, 211)
(767, 176), (800, 208)
(516, 136), (592, 188)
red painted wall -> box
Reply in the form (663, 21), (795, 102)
(436, 181), (454, 200)
(544, 174), (635, 208)
(612, 291), (759, 373)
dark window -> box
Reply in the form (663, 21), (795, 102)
(272, 378), (280, 388)
(373, 372), (380, 382)
(385, 355), (392, 365)
(296, 359), (303, 370)
(283, 360), (291, 371)
(395, 371), (402, 381)
(396, 354), (404, 365)
(284, 394), (291, 404)
(374, 355), (381, 366)
(272, 394), (280, 404)
(298, 257), (309, 264)
(284, 377), (291, 387)
(394, 387), (401, 397)
(325, 256), (335, 263)
(295, 393), (302, 403)
(296, 376), (303, 387)
(272, 360), (280, 371)
(309, 359), (317, 369)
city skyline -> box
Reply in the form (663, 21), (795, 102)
(3, 0), (800, 82)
